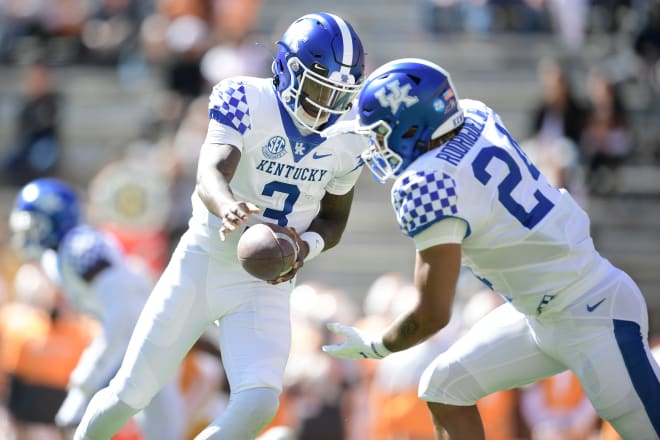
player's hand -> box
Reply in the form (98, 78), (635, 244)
(219, 201), (260, 241)
(322, 322), (391, 359)
(267, 227), (306, 285)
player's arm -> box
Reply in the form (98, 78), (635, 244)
(381, 242), (461, 351)
(323, 217), (466, 359)
(196, 142), (260, 240)
(307, 187), (355, 253)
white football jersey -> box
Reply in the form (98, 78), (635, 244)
(191, 76), (368, 234)
(40, 225), (154, 396)
(392, 99), (610, 316)
(41, 225), (149, 320)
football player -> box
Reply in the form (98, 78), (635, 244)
(9, 178), (184, 439)
(321, 58), (660, 439)
(74, 12), (368, 440)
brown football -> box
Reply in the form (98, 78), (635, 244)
(237, 223), (298, 281)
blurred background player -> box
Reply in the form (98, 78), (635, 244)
(8, 177), (184, 440)
(322, 58), (660, 440)
(73, 12), (368, 440)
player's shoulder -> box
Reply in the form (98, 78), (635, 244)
(209, 76), (274, 135)
(393, 168), (458, 199)
(391, 168), (460, 236)
(210, 76), (272, 107)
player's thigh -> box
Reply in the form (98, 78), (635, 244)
(111, 242), (215, 408)
(218, 283), (292, 394)
(419, 303), (564, 405)
(557, 274), (660, 438)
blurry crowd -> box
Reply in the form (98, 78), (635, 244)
(423, 0), (660, 198)
(0, 1), (659, 440)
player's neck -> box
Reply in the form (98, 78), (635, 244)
(428, 124), (463, 151)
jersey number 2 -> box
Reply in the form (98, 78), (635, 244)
(471, 124), (554, 229)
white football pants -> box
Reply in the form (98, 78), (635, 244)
(419, 267), (660, 440)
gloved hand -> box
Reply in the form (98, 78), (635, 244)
(321, 322), (391, 359)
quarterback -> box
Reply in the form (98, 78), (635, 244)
(9, 178), (184, 439)
(322, 58), (660, 439)
(74, 12), (368, 440)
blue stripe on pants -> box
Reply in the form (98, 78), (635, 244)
(613, 319), (660, 436)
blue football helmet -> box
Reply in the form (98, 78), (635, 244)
(273, 12), (365, 133)
(355, 58), (464, 183)
(10, 178), (81, 258)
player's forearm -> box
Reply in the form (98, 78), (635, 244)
(382, 308), (443, 352)
(307, 188), (354, 250)
(196, 143), (241, 218)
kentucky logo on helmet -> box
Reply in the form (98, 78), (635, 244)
(263, 136), (288, 159)
(375, 80), (419, 114)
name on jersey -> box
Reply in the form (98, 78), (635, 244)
(256, 159), (328, 182)
(435, 117), (485, 166)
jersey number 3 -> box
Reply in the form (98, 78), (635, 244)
(471, 123), (555, 229)
(261, 181), (300, 226)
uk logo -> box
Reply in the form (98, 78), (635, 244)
(375, 80), (419, 114)
(294, 142), (306, 156)
(263, 136), (287, 159)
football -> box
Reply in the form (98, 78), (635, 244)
(237, 223), (298, 281)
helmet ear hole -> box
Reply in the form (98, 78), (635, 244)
(403, 126), (418, 139)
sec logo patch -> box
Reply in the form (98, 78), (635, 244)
(263, 136), (287, 159)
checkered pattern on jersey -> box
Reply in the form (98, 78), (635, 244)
(61, 226), (113, 278)
(392, 170), (459, 237)
(209, 80), (251, 134)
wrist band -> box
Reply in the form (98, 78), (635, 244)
(300, 231), (324, 261)
(371, 337), (392, 359)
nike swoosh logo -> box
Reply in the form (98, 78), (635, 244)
(586, 298), (606, 312)
(313, 152), (332, 159)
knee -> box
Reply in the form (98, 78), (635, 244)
(233, 387), (280, 423)
(419, 357), (490, 406)
(237, 387), (280, 423)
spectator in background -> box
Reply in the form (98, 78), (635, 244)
(0, 262), (94, 440)
(581, 68), (633, 195)
(530, 57), (587, 148)
(633, 0), (660, 94)
(0, 0), (86, 63)
(544, 0), (590, 55)
(79, 0), (144, 65)
(520, 370), (599, 440)
(2, 62), (62, 188)
(524, 57), (588, 205)
(209, 0), (262, 44)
